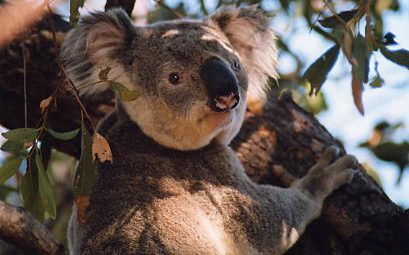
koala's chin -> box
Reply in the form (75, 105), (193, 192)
(123, 94), (246, 151)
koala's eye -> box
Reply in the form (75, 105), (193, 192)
(232, 60), (241, 71)
(168, 73), (180, 85)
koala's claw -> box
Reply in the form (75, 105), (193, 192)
(308, 145), (340, 175)
(297, 146), (358, 201)
(329, 154), (358, 171)
(323, 145), (340, 158)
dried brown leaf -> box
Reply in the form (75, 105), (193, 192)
(98, 67), (112, 81)
(92, 132), (112, 162)
(23, 141), (33, 149)
(352, 71), (365, 115)
(39, 96), (53, 113)
(74, 196), (89, 225)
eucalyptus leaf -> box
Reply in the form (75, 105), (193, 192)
(70, 0), (86, 27)
(380, 47), (409, 68)
(353, 33), (372, 83)
(0, 185), (16, 201)
(0, 140), (24, 153)
(0, 157), (22, 185)
(1, 128), (38, 143)
(302, 45), (340, 95)
(304, 92), (328, 115)
(319, 10), (358, 28)
(36, 153), (56, 219)
(109, 81), (140, 101)
(370, 76), (385, 88)
(74, 125), (96, 197)
(21, 151), (44, 221)
(47, 128), (80, 141)
(367, 141), (409, 184)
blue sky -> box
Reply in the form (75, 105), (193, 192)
(1, 0), (408, 207)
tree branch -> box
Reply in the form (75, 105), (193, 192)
(0, 15), (408, 255)
(0, 201), (63, 255)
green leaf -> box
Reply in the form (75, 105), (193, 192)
(353, 33), (372, 83)
(302, 45), (340, 95)
(369, 76), (385, 88)
(380, 46), (409, 68)
(319, 10), (358, 28)
(47, 128), (80, 141)
(0, 157), (22, 185)
(1, 128), (38, 143)
(70, 0), (86, 27)
(109, 81), (140, 101)
(371, 141), (409, 183)
(21, 151), (43, 221)
(0, 140), (24, 153)
(36, 153), (56, 219)
(304, 92), (328, 115)
(74, 125), (96, 196)
(0, 185), (16, 200)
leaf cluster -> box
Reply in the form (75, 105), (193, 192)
(302, 1), (408, 115)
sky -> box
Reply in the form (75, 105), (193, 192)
(1, 0), (408, 207)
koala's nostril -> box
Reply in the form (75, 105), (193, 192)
(214, 92), (240, 111)
(200, 57), (241, 112)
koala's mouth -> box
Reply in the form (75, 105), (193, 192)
(199, 108), (236, 128)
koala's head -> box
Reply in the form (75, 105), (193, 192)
(60, 6), (277, 151)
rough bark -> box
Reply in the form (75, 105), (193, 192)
(231, 94), (409, 255)
(0, 201), (63, 255)
(0, 15), (408, 255)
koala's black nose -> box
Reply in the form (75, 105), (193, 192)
(199, 57), (240, 112)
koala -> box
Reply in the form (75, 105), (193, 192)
(60, 6), (357, 255)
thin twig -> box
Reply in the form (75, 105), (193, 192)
(45, 1), (96, 133)
(22, 34), (28, 129)
(199, 0), (208, 16)
(60, 64), (97, 132)
(24, 2), (97, 157)
(309, 11), (323, 33)
(77, 80), (106, 91)
(24, 2), (61, 158)
(322, 0), (346, 26)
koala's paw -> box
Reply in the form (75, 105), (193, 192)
(295, 146), (358, 201)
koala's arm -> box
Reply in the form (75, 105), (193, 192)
(237, 147), (356, 254)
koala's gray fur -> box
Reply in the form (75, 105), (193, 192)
(61, 6), (356, 255)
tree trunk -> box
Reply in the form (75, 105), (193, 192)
(0, 15), (408, 255)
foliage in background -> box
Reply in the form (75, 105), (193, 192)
(0, 0), (407, 245)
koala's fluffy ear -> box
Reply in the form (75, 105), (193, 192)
(209, 6), (278, 111)
(60, 8), (135, 96)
